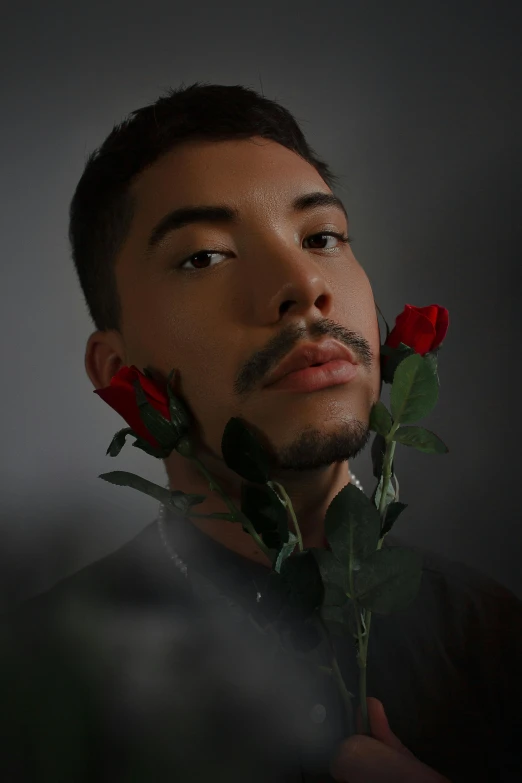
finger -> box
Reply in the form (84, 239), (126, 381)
(330, 734), (449, 783)
(355, 698), (415, 757)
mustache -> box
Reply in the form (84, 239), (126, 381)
(234, 321), (374, 395)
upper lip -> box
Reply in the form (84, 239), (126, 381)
(264, 339), (358, 387)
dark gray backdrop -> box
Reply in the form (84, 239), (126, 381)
(1, 0), (521, 607)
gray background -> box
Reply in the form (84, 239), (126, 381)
(1, 0), (520, 608)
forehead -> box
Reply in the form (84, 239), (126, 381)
(129, 137), (332, 230)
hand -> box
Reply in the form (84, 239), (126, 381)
(330, 697), (451, 782)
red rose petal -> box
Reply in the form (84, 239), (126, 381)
(386, 306), (436, 354)
(433, 306), (449, 349)
(94, 365), (171, 449)
(385, 304), (449, 356)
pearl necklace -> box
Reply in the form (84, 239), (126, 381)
(157, 470), (364, 597)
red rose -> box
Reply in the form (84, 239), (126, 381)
(94, 365), (170, 448)
(385, 304), (449, 356)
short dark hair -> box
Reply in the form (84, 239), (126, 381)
(69, 81), (342, 333)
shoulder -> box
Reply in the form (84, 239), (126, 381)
(385, 532), (520, 603)
(383, 533), (522, 649)
(0, 520), (191, 645)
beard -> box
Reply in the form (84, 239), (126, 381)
(270, 417), (370, 472)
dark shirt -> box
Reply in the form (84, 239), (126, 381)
(1, 507), (521, 782)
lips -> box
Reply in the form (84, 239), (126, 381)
(264, 339), (358, 387)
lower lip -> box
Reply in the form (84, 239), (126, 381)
(266, 360), (358, 392)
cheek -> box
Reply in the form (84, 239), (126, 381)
(158, 308), (231, 404)
(337, 264), (379, 345)
(359, 277), (380, 350)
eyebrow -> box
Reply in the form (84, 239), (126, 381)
(146, 190), (349, 252)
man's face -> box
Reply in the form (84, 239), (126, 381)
(114, 137), (381, 476)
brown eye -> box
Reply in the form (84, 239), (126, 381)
(304, 231), (352, 250)
(177, 231), (352, 273)
(178, 249), (227, 272)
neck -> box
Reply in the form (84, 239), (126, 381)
(163, 450), (356, 569)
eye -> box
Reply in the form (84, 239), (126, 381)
(176, 231), (353, 273)
(304, 231), (352, 251)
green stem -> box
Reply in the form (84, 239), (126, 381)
(318, 665), (334, 675)
(348, 558), (371, 736)
(378, 432), (398, 519)
(356, 432), (398, 735)
(332, 655), (355, 734)
(356, 538), (386, 734)
(358, 655), (368, 733)
(268, 480), (304, 552)
(318, 617), (355, 736)
(191, 456), (273, 561)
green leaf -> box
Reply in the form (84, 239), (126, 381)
(320, 603), (359, 639)
(369, 401), (393, 437)
(168, 490), (206, 517)
(380, 342), (415, 385)
(99, 471), (173, 505)
(393, 426), (448, 454)
(311, 548), (351, 604)
(221, 417), (272, 484)
(198, 512), (236, 521)
(133, 380), (178, 449)
(106, 427), (135, 457)
(241, 482), (289, 549)
(423, 351), (439, 380)
(165, 369), (192, 435)
(324, 483), (381, 571)
(353, 547), (423, 614)
(380, 343), (409, 358)
(390, 353), (439, 424)
(372, 474), (396, 510)
(132, 438), (171, 458)
(275, 532), (298, 573)
(371, 433), (395, 479)
(381, 502), (408, 537)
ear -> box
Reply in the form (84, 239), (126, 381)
(84, 330), (126, 390)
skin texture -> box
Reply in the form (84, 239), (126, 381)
(85, 136), (381, 564)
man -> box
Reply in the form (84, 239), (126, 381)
(1, 82), (521, 782)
